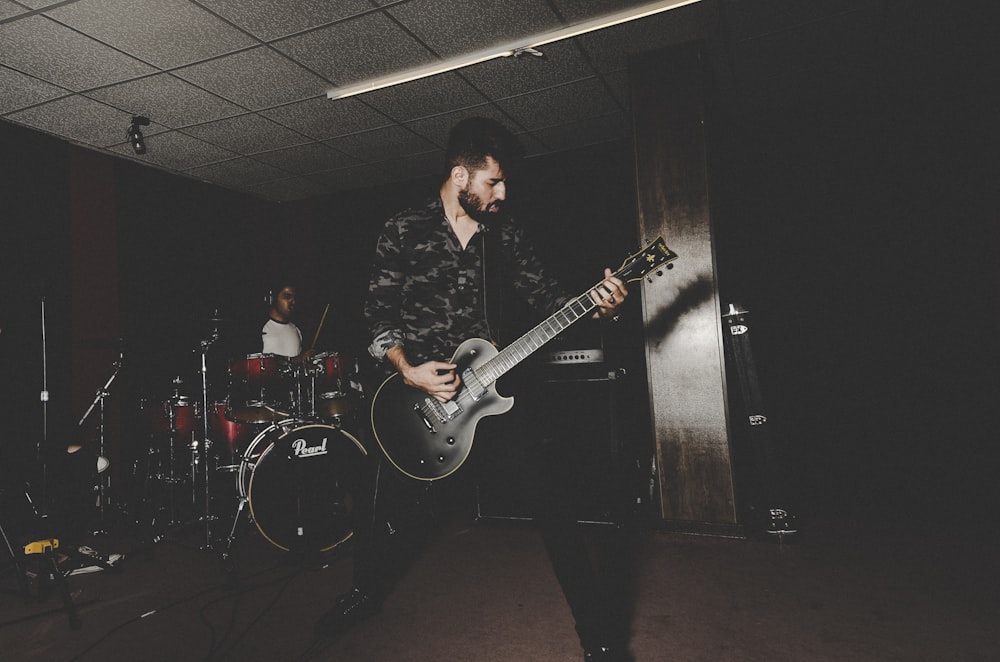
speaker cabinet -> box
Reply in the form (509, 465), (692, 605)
(474, 371), (632, 524)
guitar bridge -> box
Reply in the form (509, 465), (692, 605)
(426, 397), (462, 423)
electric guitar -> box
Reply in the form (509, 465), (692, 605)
(370, 236), (678, 481)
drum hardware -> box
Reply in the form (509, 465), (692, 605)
(220, 419), (367, 576)
(194, 312), (224, 550)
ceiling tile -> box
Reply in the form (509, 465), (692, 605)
(323, 125), (437, 163)
(361, 73), (489, 122)
(9, 0), (53, 8)
(240, 175), (333, 201)
(0, 0), (895, 203)
(0, 1), (25, 20)
(252, 142), (360, 174)
(273, 11), (436, 87)
(0, 15), (155, 90)
(405, 105), (512, 147)
(46, 0), (257, 69)
(379, 149), (446, 182)
(575, 2), (716, 74)
(0, 66), (68, 113)
(551, 0), (653, 22)
(720, 0), (873, 41)
(730, 10), (881, 84)
(173, 46), (330, 110)
(387, 0), (562, 57)
(185, 156), (292, 186)
(528, 111), (632, 152)
(105, 130), (239, 170)
(306, 161), (393, 194)
(260, 96), (392, 141)
(7, 94), (138, 147)
(515, 130), (552, 158)
(182, 113), (309, 154)
(602, 70), (631, 109)
(494, 78), (623, 131)
(198, 0), (373, 41)
(85, 73), (245, 128)
(458, 40), (595, 100)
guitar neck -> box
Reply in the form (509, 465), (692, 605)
(475, 292), (596, 387)
(468, 236), (676, 389)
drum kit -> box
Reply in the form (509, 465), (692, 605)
(135, 346), (368, 561)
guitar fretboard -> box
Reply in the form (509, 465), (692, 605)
(475, 293), (596, 387)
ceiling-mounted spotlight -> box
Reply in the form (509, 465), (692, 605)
(128, 115), (150, 155)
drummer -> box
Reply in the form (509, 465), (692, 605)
(262, 282), (314, 364)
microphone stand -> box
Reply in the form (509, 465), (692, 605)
(37, 295), (50, 513)
(78, 355), (123, 535)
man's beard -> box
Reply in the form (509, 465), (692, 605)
(458, 186), (501, 223)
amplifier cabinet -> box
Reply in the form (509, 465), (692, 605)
(474, 369), (644, 524)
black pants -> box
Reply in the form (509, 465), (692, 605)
(350, 380), (637, 650)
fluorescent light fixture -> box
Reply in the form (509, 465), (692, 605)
(325, 0), (702, 100)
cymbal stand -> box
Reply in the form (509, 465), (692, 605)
(78, 355), (123, 535)
(196, 326), (219, 550)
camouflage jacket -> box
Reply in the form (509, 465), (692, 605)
(364, 196), (567, 367)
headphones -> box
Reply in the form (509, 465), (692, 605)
(268, 284), (295, 307)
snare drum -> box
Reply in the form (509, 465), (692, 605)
(226, 353), (294, 423)
(238, 420), (367, 552)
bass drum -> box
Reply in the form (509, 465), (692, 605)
(238, 420), (367, 552)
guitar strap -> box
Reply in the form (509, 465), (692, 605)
(480, 228), (505, 346)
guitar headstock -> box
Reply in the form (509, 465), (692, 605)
(613, 236), (678, 283)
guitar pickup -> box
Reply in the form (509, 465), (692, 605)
(462, 368), (487, 400)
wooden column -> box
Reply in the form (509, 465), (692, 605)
(630, 43), (738, 530)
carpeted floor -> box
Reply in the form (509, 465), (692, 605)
(2, 505), (997, 662)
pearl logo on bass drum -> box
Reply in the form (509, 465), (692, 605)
(292, 437), (328, 458)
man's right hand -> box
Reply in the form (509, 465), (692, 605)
(401, 361), (461, 403)
(385, 346), (461, 403)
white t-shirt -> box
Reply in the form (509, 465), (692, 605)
(261, 319), (302, 357)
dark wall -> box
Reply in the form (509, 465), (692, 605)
(1, 123), (72, 489)
(708, 5), (996, 531)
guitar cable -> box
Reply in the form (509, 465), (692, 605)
(480, 231), (500, 348)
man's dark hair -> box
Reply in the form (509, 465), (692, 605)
(269, 281), (296, 306)
(445, 117), (523, 175)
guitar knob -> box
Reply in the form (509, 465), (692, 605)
(446, 437), (456, 445)
(437, 455), (445, 462)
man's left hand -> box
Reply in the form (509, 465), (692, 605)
(590, 268), (628, 320)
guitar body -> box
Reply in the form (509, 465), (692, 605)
(370, 338), (514, 481)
